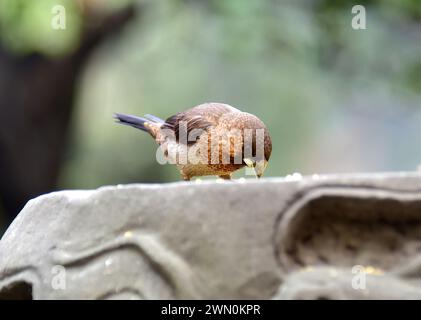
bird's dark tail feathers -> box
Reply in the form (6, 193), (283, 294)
(114, 113), (164, 134)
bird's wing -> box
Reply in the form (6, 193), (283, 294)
(162, 103), (237, 145)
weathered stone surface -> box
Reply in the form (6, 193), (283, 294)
(1, 172), (421, 299)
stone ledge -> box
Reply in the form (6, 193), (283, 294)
(1, 172), (421, 299)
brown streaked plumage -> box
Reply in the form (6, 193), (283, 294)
(114, 102), (272, 180)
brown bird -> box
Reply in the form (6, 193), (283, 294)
(114, 102), (272, 181)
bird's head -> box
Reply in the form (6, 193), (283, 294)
(227, 111), (272, 178)
(243, 116), (272, 178)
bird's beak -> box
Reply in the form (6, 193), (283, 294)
(244, 158), (267, 179)
(244, 158), (258, 178)
(254, 160), (267, 179)
(243, 158), (254, 168)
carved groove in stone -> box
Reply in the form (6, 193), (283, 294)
(52, 231), (200, 299)
(0, 268), (41, 300)
(275, 187), (421, 273)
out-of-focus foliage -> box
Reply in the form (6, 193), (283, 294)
(0, 0), (133, 56)
(0, 0), (82, 56)
(57, 0), (421, 188)
(1, 0), (421, 189)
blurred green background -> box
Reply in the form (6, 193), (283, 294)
(1, 0), (421, 233)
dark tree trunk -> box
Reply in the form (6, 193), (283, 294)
(0, 6), (135, 225)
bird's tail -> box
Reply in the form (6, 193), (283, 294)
(114, 113), (165, 136)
